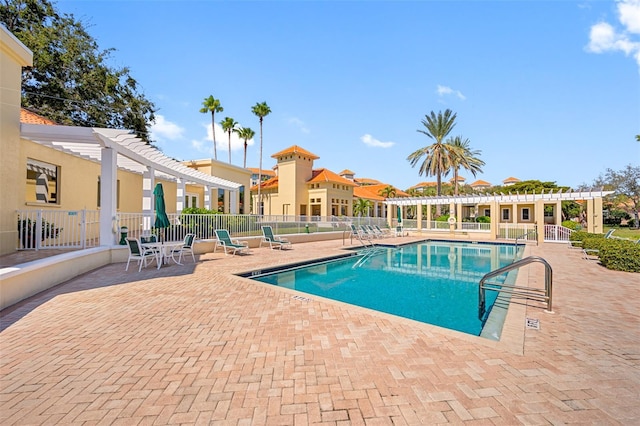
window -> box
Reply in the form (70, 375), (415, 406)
(522, 208), (530, 221)
(483, 209), (490, 217)
(27, 159), (59, 204)
(218, 189), (225, 212)
(238, 186), (245, 214)
(502, 208), (510, 221)
(97, 177), (121, 208)
(185, 192), (199, 209)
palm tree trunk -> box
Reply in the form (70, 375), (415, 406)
(243, 140), (247, 168)
(257, 118), (263, 215)
(211, 113), (217, 160)
(228, 130), (231, 163)
(436, 173), (442, 216)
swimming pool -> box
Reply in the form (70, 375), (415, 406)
(248, 241), (523, 338)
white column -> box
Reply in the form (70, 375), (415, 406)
(204, 185), (211, 210)
(142, 167), (155, 231)
(229, 190), (238, 214)
(99, 147), (118, 246)
(176, 179), (186, 213)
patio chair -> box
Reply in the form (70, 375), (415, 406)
(395, 225), (405, 237)
(125, 238), (158, 272)
(260, 226), (292, 250)
(214, 229), (250, 256)
(170, 233), (197, 264)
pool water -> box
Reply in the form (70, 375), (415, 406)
(251, 241), (523, 337)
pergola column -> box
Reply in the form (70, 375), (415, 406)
(555, 201), (562, 225)
(416, 202), (422, 231)
(489, 201), (498, 240)
(456, 203), (463, 230)
(176, 178), (186, 213)
(535, 199), (545, 244)
(229, 190), (237, 214)
(142, 167), (155, 232)
(425, 204), (432, 229)
(99, 147), (117, 246)
(587, 199), (602, 234)
(593, 197), (603, 233)
(387, 203), (393, 228)
(204, 185), (211, 210)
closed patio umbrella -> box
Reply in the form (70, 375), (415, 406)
(154, 183), (170, 241)
(397, 206), (402, 225)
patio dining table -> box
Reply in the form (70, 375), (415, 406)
(141, 240), (184, 269)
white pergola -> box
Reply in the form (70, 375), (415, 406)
(385, 189), (614, 206)
(384, 189), (614, 240)
(21, 123), (243, 246)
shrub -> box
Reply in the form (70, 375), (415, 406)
(562, 220), (581, 230)
(598, 239), (640, 273)
(476, 216), (491, 223)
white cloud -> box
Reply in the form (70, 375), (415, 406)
(587, 0), (640, 70)
(199, 122), (254, 156)
(436, 85), (466, 100)
(150, 115), (184, 141)
(288, 117), (310, 134)
(360, 134), (395, 148)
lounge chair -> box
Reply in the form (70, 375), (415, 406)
(125, 238), (159, 271)
(260, 226), (292, 250)
(360, 225), (379, 239)
(395, 225), (405, 237)
(373, 225), (392, 238)
(170, 233), (197, 264)
(350, 224), (371, 242)
(214, 229), (250, 255)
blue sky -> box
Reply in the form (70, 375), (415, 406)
(57, 0), (639, 191)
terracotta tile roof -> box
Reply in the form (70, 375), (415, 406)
(308, 169), (357, 186)
(503, 176), (520, 183)
(408, 181), (437, 190)
(247, 167), (276, 176)
(470, 179), (491, 187)
(339, 169), (355, 176)
(271, 145), (319, 160)
(354, 186), (385, 201)
(354, 177), (382, 185)
(20, 108), (57, 125)
(449, 176), (466, 183)
(355, 184), (409, 200)
(250, 176), (279, 191)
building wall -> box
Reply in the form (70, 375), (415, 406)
(275, 153), (314, 216)
(0, 28), (33, 255)
(186, 159), (251, 213)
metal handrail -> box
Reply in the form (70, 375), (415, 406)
(478, 256), (553, 319)
(514, 229), (538, 248)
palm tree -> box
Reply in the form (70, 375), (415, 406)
(636, 134), (640, 142)
(234, 126), (255, 168)
(353, 198), (373, 217)
(446, 136), (485, 195)
(199, 95), (223, 160)
(407, 109), (458, 215)
(378, 185), (397, 198)
(251, 101), (271, 214)
(220, 117), (238, 164)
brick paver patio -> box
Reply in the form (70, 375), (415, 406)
(1, 239), (639, 424)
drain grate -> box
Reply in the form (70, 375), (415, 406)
(526, 317), (540, 330)
(292, 295), (312, 302)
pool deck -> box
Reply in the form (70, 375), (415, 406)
(1, 238), (639, 424)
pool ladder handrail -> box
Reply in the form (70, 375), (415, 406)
(352, 247), (387, 268)
(478, 255), (553, 320)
